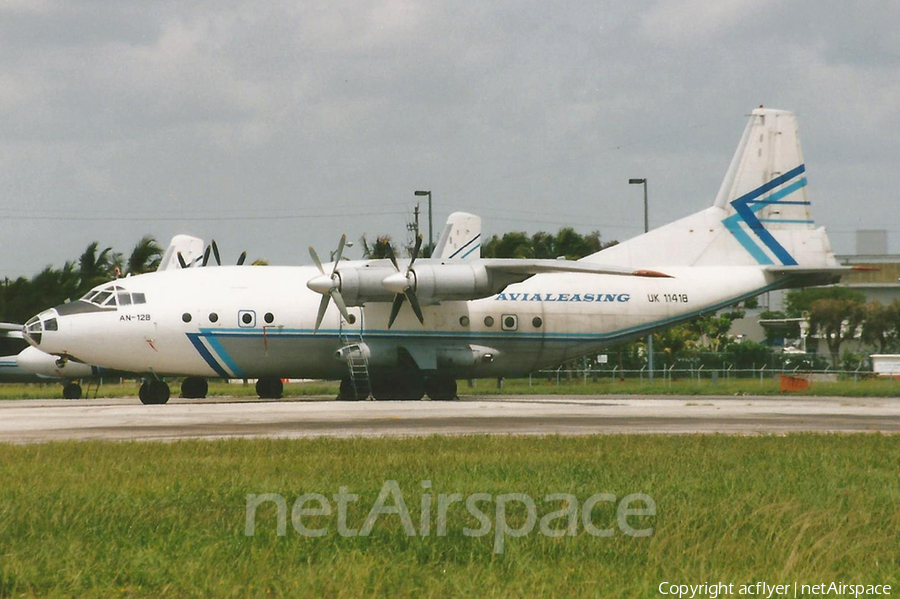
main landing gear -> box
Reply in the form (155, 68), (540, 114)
(256, 377), (284, 399)
(424, 377), (458, 401)
(139, 380), (170, 405)
(62, 382), (82, 400)
(338, 378), (370, 401)
(345, 374), (458, 401)
(180, 376), (208, 399)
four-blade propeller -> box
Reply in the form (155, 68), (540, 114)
(179, 240), (248, 269)
(384, 235), (425, 329)
(307, 235), (351, 332)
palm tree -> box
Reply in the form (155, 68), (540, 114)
(360, 235), (397, 259)
(77, 242), (117, 295)
(127, 235), (163, 275)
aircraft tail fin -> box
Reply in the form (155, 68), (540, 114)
(584, 108), (838, 270)
(433, 212), (482, 260)
(158, 235), (206, 271)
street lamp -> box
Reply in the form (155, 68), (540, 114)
(629, 177), (653, 382)
(414, 190), (432, 251)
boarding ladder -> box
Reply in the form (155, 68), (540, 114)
(339, 313), (372, 400)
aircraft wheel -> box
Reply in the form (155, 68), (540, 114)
(139, 382), (151, 404)
(181, 377), (208, 399)
(62, 382), (82, 400)
(256, 377), (284, 399)
(398, 377), (425, 401)
(140, 381), (170, 405)
(425, 377), (458, 401)
(370, 374), (425, 401)
(338, 378), (367, 401)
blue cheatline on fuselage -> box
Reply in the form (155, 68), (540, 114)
(183, 277), (791, 377)
(722, 164), (808, 266)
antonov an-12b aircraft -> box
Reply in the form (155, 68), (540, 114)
(23, 108), (847, 404)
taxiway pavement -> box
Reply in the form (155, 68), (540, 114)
(0, 395), (898, 443)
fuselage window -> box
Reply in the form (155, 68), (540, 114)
(264, 312), (274, 324)
(209, 313), (219, 323)
(484, 316), (494, 327)
(182, 313), (192, 323)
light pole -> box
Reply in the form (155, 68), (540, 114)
(414, 190), (432, 252)
(629, 178), (653, 383)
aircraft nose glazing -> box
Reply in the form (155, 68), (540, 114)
(22, 309), (61, 348)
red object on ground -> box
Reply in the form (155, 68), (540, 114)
(780, 375), (809, 392)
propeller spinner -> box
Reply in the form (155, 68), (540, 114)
(307, 234), (351, 332)
(385, 235), (425, 329)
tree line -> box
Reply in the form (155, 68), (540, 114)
(362, 227), (618, 260)
(766, 287), (900, 366)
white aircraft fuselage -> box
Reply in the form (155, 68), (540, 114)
(28, 263), (776, 380)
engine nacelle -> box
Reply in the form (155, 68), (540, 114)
(405, 263), (493, 301)
(333, 266), (397, 305)
(16, 346), (95, 379)
(330, 261), (511, 305)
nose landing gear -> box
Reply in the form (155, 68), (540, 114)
(139, 380), (170, 405)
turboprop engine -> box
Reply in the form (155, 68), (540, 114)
(307, 235), (522, 330)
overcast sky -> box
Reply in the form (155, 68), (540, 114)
(1, 0), (898, 277)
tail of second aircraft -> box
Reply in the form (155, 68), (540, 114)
(585, 108), (839, 271)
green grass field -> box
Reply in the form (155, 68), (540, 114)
(1, 435), (898, 597)
(2, 374), (900, 400)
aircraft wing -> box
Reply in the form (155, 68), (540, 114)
(0, 322), (24, 339)
(480, 259), (672, 278)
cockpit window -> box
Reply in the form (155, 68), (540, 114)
(78, 284), (146, 308)
(44, 318), (58, 331)
(24, 316), (42, 345)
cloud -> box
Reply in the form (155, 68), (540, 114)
(638, 0), (778, 47)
